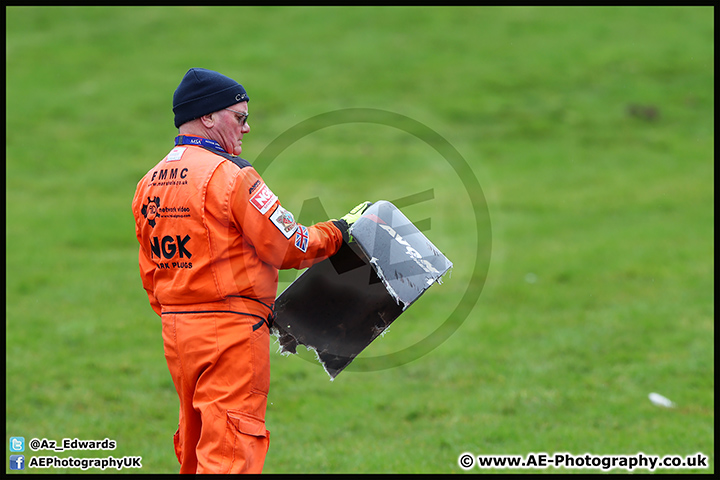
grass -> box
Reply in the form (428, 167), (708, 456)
(6, 6), (714, 474)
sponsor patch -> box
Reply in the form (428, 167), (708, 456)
(249, 183), (278, 215)
(270, 206), (298, 239)
(248, 179), (262, 195)
(166, 146), (186, 162)
(295, 225), (309, 252)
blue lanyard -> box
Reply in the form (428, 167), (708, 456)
(175, 135), (227, 154)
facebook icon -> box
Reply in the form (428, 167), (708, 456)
(10, 455), (25, 470)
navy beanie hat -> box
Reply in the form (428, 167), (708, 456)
(173, 68), (249, 128)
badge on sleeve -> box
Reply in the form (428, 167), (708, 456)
(249, 183), (278, 215)
(295, 225), (309, 252)
(270, 206), (298, 239)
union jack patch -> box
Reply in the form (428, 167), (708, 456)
(295, 225), (309, 252)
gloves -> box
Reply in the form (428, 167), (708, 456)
(341, 201), (373, 226)
(333, 201), (373, 243)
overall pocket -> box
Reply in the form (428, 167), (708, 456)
(222, 409), (270, 474)
(249, 323), (270, 395)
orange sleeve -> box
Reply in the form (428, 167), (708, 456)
(229, 169), (344, 270)
(138, 247), (162, 317)
(133, 188), (162, 317)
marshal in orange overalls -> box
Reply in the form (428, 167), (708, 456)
(132, 135), (344, 473)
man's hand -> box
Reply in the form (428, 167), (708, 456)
(333, 201), (373, 243)
(341, 201), (373, 227)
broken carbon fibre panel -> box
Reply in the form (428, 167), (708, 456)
(351, 201), (453, 309)
(272, 201), (452, 379)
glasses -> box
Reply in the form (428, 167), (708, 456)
(225, 108), (249, 127)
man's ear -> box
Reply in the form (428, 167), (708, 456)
(200, 112), (215, 128)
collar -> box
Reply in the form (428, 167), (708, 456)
(175, 134), (227, 154)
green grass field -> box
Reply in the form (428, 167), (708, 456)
(6, 6), (714, 474)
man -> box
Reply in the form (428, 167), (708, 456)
(132, 68), (370, 474)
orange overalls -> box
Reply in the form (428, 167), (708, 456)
(132, 135), (344, 473)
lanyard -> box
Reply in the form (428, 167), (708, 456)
(175, 135), (227, 154)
